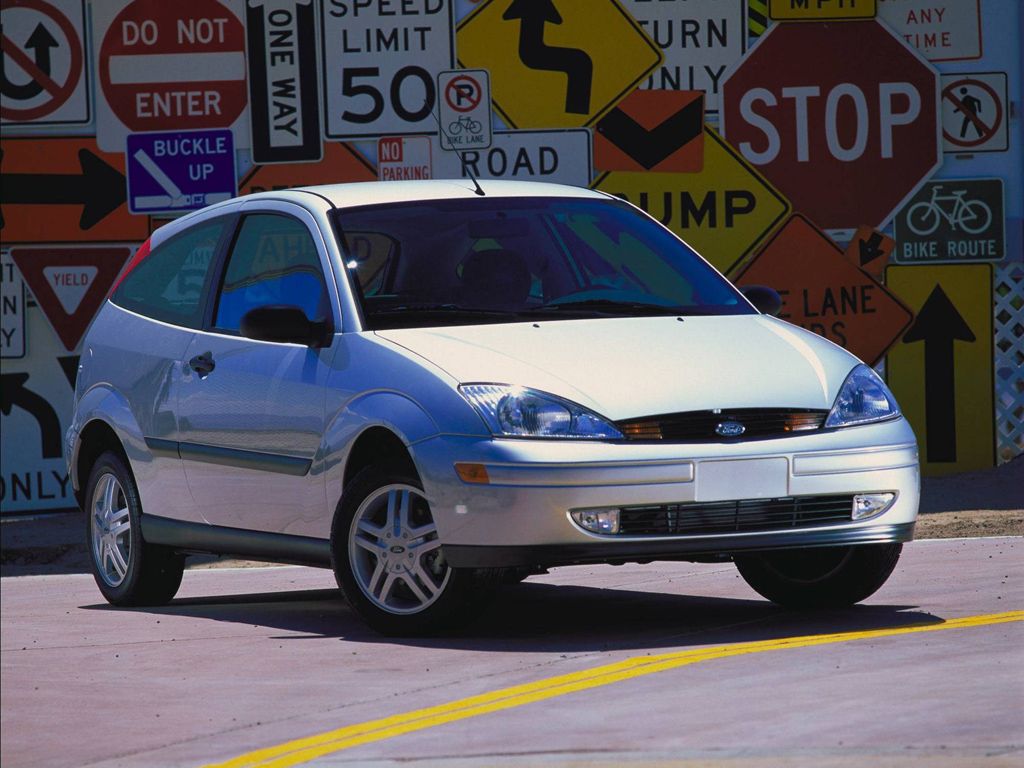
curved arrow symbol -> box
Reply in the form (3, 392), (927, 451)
(0, 372), (63, 459)
(0, 22), (58, 101)
(503, 0), (592, 115)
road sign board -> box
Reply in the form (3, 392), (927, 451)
(721, 19), (941, 231)
(238, 141), (376, 195)
(438, 69), (491, 151)
(734, 214), (913, 365)
(622, 0), (745, 113)
(886, 264), (994, 474)
(595, 127), (789, 274)
(378, 137), (432, 181)
(245, 0), (321, 164)
(457, 0), (662, 129)
(319, 0), (454, 139)
(877, 0), (981, 62)
(893, 179), (1004, 263)
(11, 246), (133, 351)
(92, 0), (249, 153)
(1, 252), (27, 358)
(595, 90), (703, 173)
(0, 0), (89, 127)
(432, 129), (592, 187)
(843, 225), (894, 280)
(126, 129), (236, 215)
(769, 0), (876, 21)
(0, 137), (149, 243)
(941, 72), (1007, 154)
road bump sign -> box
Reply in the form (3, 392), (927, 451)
(246, 0), (321, 164)
(239, 141), (376, 195)
(0, 137), (149, 244)
(941, 73), (1007, 154)
(595, 90), (703, 173)
(595, 127), (789, 274)
(126, 129), (236, 215)
(10, 246), (133, 351)
(894, 179), (1005, 263)
(438, 69), (491, 151)
(887, 264), (994, 475)
(844, 225), (894, 280)
(1, 252), (27, 358)
(0, 0), (90, 127)
(433, 128), (592, 188)
(734, 214), (913, 365)
(93, 0), (249, 152)
(457, 0), (662, 129)
(378, 137), (432, 181)
(769, 0), (876, 21)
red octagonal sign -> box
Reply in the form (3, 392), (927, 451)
(722, 20), (940, 231)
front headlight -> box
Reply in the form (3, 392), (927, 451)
(825, 365), (900, 428)
(459, 384), (623, 439)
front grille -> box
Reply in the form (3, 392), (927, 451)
(616, 408), (828, 442)
(616, 495), (855, 536)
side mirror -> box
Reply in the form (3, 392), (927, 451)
(741, 285), (783, 317)
(240, 305), (329, 347)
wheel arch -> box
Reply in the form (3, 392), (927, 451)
(74, 419), (130, 509)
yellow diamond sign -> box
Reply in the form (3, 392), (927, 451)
(595, 128), (791, 274)
(457, 0), (662, 129)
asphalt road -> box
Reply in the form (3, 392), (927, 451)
(2, 536), (1022, 768)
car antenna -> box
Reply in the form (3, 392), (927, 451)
(429, 101), (486, 196)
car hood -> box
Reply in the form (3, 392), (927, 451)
(375, 315), (860, 421)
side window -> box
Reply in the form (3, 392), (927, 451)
(214, 213), (329, 332)
(112, 219), (226, 327)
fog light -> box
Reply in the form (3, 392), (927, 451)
(852, 492), (896, 521)
(571, 507), (620, 534)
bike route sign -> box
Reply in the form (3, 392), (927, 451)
(893, 178), (1005, 263)
(437, 69), (491, 151)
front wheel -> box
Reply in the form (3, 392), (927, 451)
(331, 467), (480, 635)
(734, 543), (902, 609)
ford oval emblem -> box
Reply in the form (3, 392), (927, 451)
(715, 421), (746, 437)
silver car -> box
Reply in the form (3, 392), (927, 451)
(69, 180), (919, 635)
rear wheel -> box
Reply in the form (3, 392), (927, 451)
(85, 451), (184, 606)
(734, 543), (902, 609)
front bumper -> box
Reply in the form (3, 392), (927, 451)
(412, 417), (920, 569)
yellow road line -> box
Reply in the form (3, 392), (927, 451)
(206, 610), (1023, 768)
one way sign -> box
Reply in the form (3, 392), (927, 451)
(245, 0), (321, 164)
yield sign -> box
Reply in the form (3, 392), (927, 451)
(457, 0), (662, 128)
(11, 246), (132, 350)
(734, 214), (913, 366)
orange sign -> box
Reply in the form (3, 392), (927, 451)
(0, 137), (148, 243)
(594, 90), (703, 173)
(239, 142), (376, 196)
(735, 214), (913, 365)
(844, 225), (895, 279)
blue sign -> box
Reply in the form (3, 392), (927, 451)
(126, 129), (236, 215)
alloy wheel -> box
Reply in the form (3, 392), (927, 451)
(91, 473), (132, 587)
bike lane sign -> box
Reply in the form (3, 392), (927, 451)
(894, 178), (1004, 263)
(437, 69), (491, 150)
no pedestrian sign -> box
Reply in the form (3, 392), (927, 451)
(127, 129), (236, 215)
(438, 69), (491, 151)
(941, 73), (1008, 154)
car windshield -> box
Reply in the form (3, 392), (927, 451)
(334, 196), (753, 330)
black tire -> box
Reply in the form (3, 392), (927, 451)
(734, 543), (902, 609)
(84, 451), (184, 606)
(330, 466), (482, 636)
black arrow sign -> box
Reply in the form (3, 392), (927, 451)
(503, 0), (593, 115)
(858, 231), (886, 266)
(596, 96), (703, 170)
(0, 147), (126, 230)
(0, 372), (63, 459)
(902, 285), (975, 463)
(0, 22), (58, 101)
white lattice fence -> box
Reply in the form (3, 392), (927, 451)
(995, 263), (1024, 463)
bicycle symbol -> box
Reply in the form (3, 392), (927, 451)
(448, 115), (482, 136)
(906, 185), (992, 236)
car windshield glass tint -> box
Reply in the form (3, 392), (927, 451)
(334, 197), (753, 329)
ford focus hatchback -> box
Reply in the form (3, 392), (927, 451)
(69, 180), (918, 635)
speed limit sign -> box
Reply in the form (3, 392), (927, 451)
(320, 2), (455, 138)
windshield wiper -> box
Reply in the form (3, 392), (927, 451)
(531, 299), (687, 316)
(369, 303), (522, 317)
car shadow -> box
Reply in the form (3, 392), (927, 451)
(79, 579), (941, 653)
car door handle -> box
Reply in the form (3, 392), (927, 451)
(188, 352), (215, 378)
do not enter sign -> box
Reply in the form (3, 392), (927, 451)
(722, 20), (940, 230)
(92, 0), (248, 152)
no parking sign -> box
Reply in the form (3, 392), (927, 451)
(437, 69), (491, 151)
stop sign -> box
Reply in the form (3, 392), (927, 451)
(721, 21), (940, 230)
